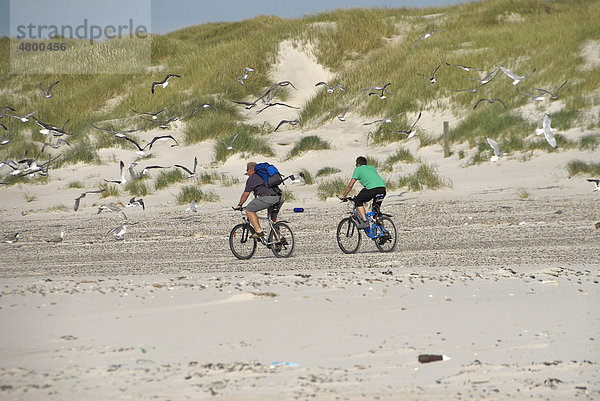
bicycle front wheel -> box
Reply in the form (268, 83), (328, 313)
(229, 223), (257, 259)
(337, 217), (361, 254)
(373, 216), (397, 253)
(269, 222), (295, 258)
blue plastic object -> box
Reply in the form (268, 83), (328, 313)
(293, 207), (304, 213)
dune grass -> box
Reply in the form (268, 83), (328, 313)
(298, 168), (314, 185)
(176, 185), (219, 204)
(397, 163), (451, 191)
(286, 136), (331, 160)
(212, 125), (275, 162)
(317, 178), (348, 201)
(154, 169), (185, 190)
(566, 160), (600, 177)
(315, 166), (341, 178)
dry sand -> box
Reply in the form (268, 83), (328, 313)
(1, 39), (599, 400)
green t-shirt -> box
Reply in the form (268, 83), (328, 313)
(352, 165), (386, 189)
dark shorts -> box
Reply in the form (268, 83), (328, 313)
(354, 187), (386, 212)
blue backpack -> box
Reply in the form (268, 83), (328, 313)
(254, 162), (283, 188)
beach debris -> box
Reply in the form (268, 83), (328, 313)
(293, 207), (304, 213)
(418, 354), (451, 363)
(271, 361), (299, 367)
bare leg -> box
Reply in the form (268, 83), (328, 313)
(246, 211), (262, 233)
(356, 205), (367, 222)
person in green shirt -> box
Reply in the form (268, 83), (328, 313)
(341, 156), (387, 228)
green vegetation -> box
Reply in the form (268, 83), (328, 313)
(286, 136), (331, 159)
(517, 187), (530, 199)
(125, 180), (151, 197)
(383, 147), (416, 171)
(154, 169), (185, 190)
(176, 185), (219, 204)
(317, 178), (348, 200)
(397, 163), (451, 191)
(298, 168), (314, 185)
(566, 160), (600, 177)
(68, 181), (84, 189)
(212, 126), (275, 162)
(315, 166), (341, 178)
(99, 183), (120, 198)
(282, 187), (297, 201)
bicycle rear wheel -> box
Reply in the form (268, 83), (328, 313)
(337, 217), (361, 254)
(373, 216), (397, 252)
(229, 223), (257, 259)
(269, 222), (295, 258)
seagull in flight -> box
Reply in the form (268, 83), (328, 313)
(126, 196), (145, 210)
(416, 62), (443, 84)
(536, 80), (568, 100)
(256, 102), (299, 114)
(74, 189), (106, 211)
(499, 65), (536, 86)
(364, 112), (404, 126)
(97, 202), (127, 220)
(174, 156), (198, 178)
(231, 100), (258, 110)
(445, 62), (481, 72)
(92, 125), (140, 135)
(132, 106), (172, 120)
(32, 117), (69, 136)
(115, 134), (178, 155)
(486, 137), (506, 162)
(315, 82), (345, 93)
(587, 178), (600, 192)
(104, 161), (128, 185)
(141, 164), (171, 176)
(107, 222), (129, 240)
(274, 119), (300, 131)
(0, 106), (16, 119)
(337, 102), (356, 122)
(473, 98), (507, 109)
(40, 81), (60, 98)
(516, 87), (546, 101)
(220, 133), (239, 150)
(142, 111), (184, 129)
(189, 103), (214, 117)
(410, 30), (446, 48)
(463, 67), (498, 85)
(535, 113), (557, 148)
(392, 111), (422, 139)
(237, 67), (254, 85)
(449, 82), (487, 94)
(8, 110), (37, 123)
(151, 74), (181, 94)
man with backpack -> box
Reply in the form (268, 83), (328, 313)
(234, 161), (284, 238)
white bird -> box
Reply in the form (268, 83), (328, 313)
(186, 200), (198, 213)
(473, 98), (507, 109)
(39, 81), (60, 98)
(410, 30), (446, 48)
(587, 179), (599, 192)
(151, 74), (181, 94)
(445, 62), (481, 72)
(114, 134), (178, 155)
(107, 222), (128, 239)
(416, 62), (443, 84)
(8, 110), (37, 123)
(2, 232), (20, 244)
(392, 111), (422, 139)
(274, 119), (300, 131)
(237, 67), (254, 85)
(499, 65), (536, 86)
(463, 67), (498, 85)
(487, 137), (507, 162)
(97, 202), (127, 220)
(337, 102), (356, 122)
(535, 114), (557, 148)
(132, 106), (172, 119)
(189, 103), (214, 117)
(141, 164), (171, 176)
(516, 87), (545, 101)
(174, 156), (198, 178)
(364, 112), (404, 126)
(220, 133), (239, 151)
(104, 161), (128, 185)
(74, 189), (105, 211)
(126, 197), (145, 210)
(256, 102), (299, 114)
(46, 230), (64, 243)
(315, 82), (345, 93)
(536, 80), (568, 100)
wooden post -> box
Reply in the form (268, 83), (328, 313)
(443, 121), (450, 158)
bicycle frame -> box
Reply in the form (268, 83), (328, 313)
(344, 198), (392, 240)
(237, 210), (289, 248)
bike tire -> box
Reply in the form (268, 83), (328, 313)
(337, 217), (361, 254)
(269, 222), (295, 258)
(373, 216), (397, 253)
(229, 223), (257, 259)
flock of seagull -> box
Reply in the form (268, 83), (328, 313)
(1, 25), (598, 242)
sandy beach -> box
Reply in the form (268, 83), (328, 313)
(1, 11), (600, 399)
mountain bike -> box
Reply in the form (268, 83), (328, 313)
(336, 195), (397, 254)
(229, 208), (295, 259)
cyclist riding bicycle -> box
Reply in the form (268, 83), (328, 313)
(234, 161), (284, 239)
(340, 156), (386, 228)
